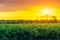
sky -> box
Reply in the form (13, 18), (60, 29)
(0, 0), (60, 20)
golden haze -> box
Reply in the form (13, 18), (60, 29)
(0, 7), (60, 20)
(0, 0), (60, 20)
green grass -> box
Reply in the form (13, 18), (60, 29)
(0, 23), (60, 40)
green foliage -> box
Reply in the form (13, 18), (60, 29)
(0, 23), (60, 40)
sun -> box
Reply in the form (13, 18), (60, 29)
(43, 9), (50, 13)
(42, 8), (52, 15)
(40, 8), (55, 16)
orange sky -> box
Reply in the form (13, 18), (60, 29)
(0, 0), (60, 20)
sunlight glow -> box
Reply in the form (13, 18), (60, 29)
(40, 8), (55, 16)
(43, 9), (50, 13)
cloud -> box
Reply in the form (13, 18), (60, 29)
(0, 4), (4, 7)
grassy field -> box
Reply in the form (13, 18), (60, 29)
(0, 23), (60, 40)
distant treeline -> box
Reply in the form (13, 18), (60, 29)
(0, 20), (59, 24)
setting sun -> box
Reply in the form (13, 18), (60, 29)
(43, 8), (51, 14)
(40, 8), (55, 16)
